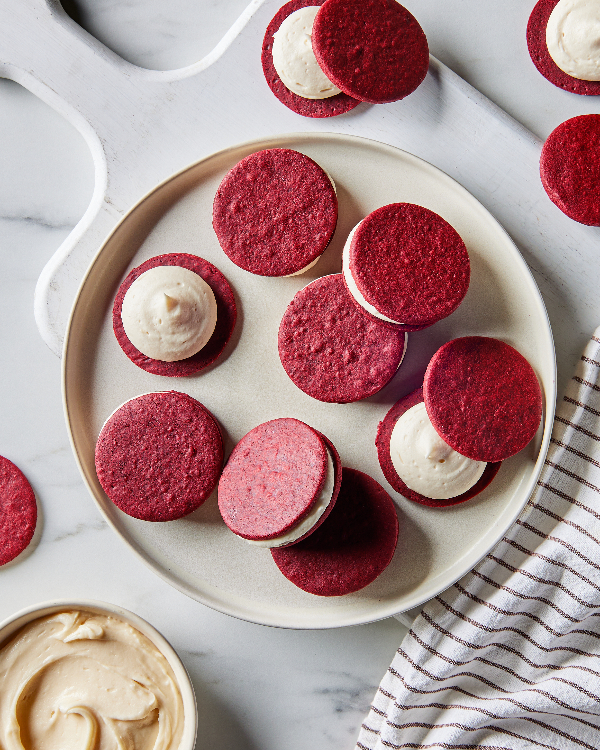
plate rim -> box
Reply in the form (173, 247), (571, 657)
(62, 131), (557, 629)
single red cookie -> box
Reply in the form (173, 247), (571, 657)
(278, 274), (407, 403)
(95, 391), (223, 521)
(113, 254), (237, 377)
(0, 455), (37, 565)
(312, 0), (429, 103)
(218, 418), (341, 542)
(376, 388), (501, 507)
(527, 0), (600, 95)
(213, 149), (338, 276)
(261, 0), (360, 118)
(540, 114), (600, 226)
(345, 204), (470, 328)
(271, 467), (399, 596)
(423, 337), (543, 463)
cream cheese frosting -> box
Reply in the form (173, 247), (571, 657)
(0, 610), (184, 750)
(272, 6), (341, 99)
(546, 0), (600, 80)
(390, 402), (486, 499)
(121, 265), (217, 361)
(247, 446), (336, 547)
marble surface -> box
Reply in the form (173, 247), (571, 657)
(2, 1), (600, 749)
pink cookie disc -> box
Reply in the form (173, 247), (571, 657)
(113, 253), (237, 377)
(376, 388), (501, 507)
(0, 455), (37, 565)
(95, 391), (223, 522)
(527, 0), (600, 95)
(347, 203), (470, 328)
(213, 148), (338, 276)
(423, 337), (543, 463)
(261, 0), (360, 118)
(312, 0), (429, 103)
(271, 467), (399, 596)
(218, 418), (341, 542)
(540, 114), (600, 226)
(278, 274), (407, 403)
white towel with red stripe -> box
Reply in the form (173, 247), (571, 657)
(356, 332), (600, 750)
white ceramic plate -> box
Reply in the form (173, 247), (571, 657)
(63, 133), (556, 629)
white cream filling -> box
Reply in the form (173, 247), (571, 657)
(121, 265), (217, 362)
(342, 222), (401, 324)
(390, 402), (486, 500)
(247, 447), (336, 547)
(272, 6), (341, 99)
(546, 0), (600, 80)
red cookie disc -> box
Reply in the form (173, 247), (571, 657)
(540, 114), (600, 226)
(218, 418), (341, 541)
(423, 337), (543, 463)
(376, 388), (501, 507)
(271, 467), (399, 596)
(113, 253), (237, 377)
(261, 0), (360, 118)
(527, 0), (600, 95)
(278, 274), (407, 403)
(347, 204), (470, 327)
(0, 455), (37, 565)
(213, 148), (338, 276)
(312, 0), (429, 103)
(95, 391), (223, 522)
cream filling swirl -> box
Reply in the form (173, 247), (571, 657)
(390, 402), (486, 499)
(546, 0), (600, 80)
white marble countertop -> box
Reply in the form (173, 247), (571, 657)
(2, 2), (600, 748)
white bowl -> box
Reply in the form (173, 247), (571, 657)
(0, 599), (197, 749)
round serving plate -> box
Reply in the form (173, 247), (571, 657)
(63, 132), (556, 629)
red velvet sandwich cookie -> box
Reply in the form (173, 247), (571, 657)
(113, 253), (237, 377)
(0, 455), (37, 565)
(540, 114), (600, 225)
(312, 0), (429, 103)
(376, 388), (501, 507)
(271, 467), (399, 596)
(213, 148), (338, 276)
(423, 337), (543, 463)
(95, 391), (223, 522)
(218, 418), (342, 547)
(527, 0), (600, 95)
(342, 203), (470, 330)
(278, 274), (407, 403)
(262, 0), (360, 118)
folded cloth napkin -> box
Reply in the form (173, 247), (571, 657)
(356, 331), (600, 750)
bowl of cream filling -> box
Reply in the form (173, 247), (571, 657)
(0, 600), (196, 750)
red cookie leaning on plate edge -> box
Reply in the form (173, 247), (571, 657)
(527, 0), (600, 94)
(261, 0), (360, 118)
(423, 337), (543, 464)
(113, 253), (237, 377)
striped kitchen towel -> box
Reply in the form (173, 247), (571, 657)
(356, 331), (600, 750)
